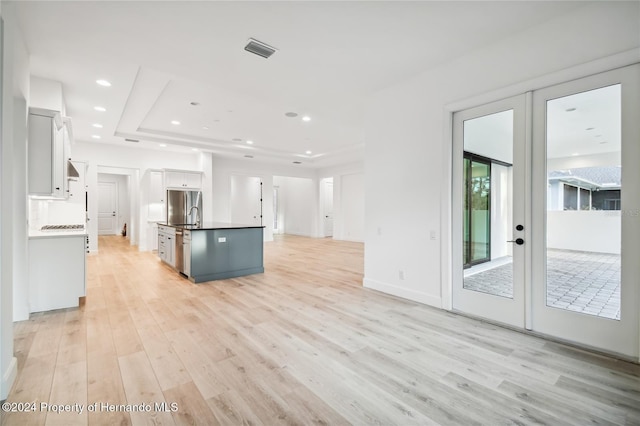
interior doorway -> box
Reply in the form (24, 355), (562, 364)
(321, 178), (334, 237)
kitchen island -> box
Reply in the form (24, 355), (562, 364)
(159, 222), (264, 283)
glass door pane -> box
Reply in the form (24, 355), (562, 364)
(545, 85), (621, 319)
(462, 112), (514, 299)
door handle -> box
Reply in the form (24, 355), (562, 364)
(507, 238), (524, 245)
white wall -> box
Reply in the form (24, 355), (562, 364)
(1, 1), (29, 398)
(363, 2), (640, 307)
(274, 176), (318, 237)
(490, 164), (511, 259)
(210, 156), (318, 242)
(548, 211), (620, 254)
(337, 173), (364, 242)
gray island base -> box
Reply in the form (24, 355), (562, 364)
(161, 222), (264, 283)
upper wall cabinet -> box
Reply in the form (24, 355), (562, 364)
(28, 107), (69, 198)
(165, 170), (202, 189)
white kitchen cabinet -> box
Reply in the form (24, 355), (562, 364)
(158, 225), (176, 267)
(28, 107), (68, 198)
(28, 234), (86, 312)
(165, 170), (202, 189)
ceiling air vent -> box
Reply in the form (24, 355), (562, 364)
(124, 138), (139, 143)
(244, 38), (277, 59)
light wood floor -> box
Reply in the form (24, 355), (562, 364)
(2, 235), (639, 425)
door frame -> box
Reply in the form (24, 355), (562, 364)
(444, 62), (640, 360)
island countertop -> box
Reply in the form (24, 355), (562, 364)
(161, 222), (265, 231)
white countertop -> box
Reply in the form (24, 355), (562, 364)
(29, 229), (88, 239)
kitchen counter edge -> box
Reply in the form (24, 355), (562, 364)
(160, 222), (265, 231)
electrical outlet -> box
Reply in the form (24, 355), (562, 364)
(218, 237), (226, 243)
(430, 230), (437, 240)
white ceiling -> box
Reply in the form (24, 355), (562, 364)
(12, 1), (585, 167)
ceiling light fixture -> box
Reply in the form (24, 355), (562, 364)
(92, 135), (101, 139)
(305, 150), (312, 155)
(302, 116), (311, 122)
(92, 123), (103, 128)
(159, 144), (167, 147)
(285, 112), (298, 118)
(246, 140), (254, 145)
(190, 101), (200, 106)
(96, 79), (111, 87)
(571, 153), (579, 156)
(244, 38), (277, 59)
(244, 155), (254, 159)
(202, 126), (209, 130)
(191, 148), (199, 151)
(171, 120), (181, 125)
(586, 127), (595, 131)
(293, 161), (302, 164)
(94, 106), (106, 112)
(232, 138), (242, 142)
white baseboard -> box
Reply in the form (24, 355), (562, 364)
(1, 356), (17, 400)
(363, 278), (442, 308)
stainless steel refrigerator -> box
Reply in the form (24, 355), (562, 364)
(166, 189), (202, 226)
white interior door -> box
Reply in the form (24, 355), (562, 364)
(323, 179), (334, 237)
(230, 175), (263, 226)
(531, 65), (639, 359)
(98, 181), (117, 235)
(452, 95), (527, 328)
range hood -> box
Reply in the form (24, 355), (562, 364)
(67, 160), (80, 179)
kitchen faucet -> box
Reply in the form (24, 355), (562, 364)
(188, 206), (200, 227)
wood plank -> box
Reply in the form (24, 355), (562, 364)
(4, 234), (639, 426)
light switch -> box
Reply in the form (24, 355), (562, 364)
(218, 237), (226, 243)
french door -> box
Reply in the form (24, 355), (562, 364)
(452, 95), (527, 329)
(452, 64), (640, 359)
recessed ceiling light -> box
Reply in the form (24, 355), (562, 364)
(586, 127), (595, 131)
(159, 144), (167, 147)
(92, 135), (101, 139)
(94, 106), (106, 112)
(202, 126), (209, 130)
(571, 153), (579, 156)
(191, 148), (199, 151)
(96, 79), (111, 87)
(246, 140), (254, 145)
(190, 101), (200, 106)
(302, 116), (311, 122)
(565, 108), (576, 112)
(293, 161), (302, 164)
(171, 120), (181, 125)
(92, 123), (103, 128)
(305, 150), (312, 155)
(285, 112), (298, 118)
